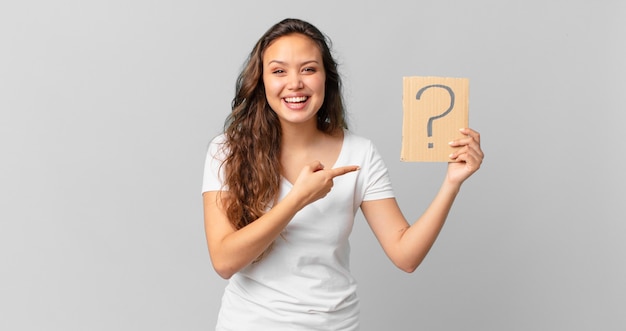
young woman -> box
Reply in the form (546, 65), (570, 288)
(202, 18), (483, 330)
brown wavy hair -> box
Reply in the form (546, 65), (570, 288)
(220, 18), (347, 253)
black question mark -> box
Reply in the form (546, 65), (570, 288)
(415, 84), (455, 148)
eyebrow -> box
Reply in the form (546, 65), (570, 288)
(266, 60), (320, 66)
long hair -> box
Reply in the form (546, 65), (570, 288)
(220, 18), (347, 255)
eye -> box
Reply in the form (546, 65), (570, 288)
(272, 69), (285, 74)
(303, 67), (317, 73)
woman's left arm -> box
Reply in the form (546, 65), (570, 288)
(360, 128), (483, 273)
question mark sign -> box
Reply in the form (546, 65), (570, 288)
(416, 84), (455, 148)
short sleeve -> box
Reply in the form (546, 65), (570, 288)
(202, 134), (228, 193)
(362, 141), (395, 201)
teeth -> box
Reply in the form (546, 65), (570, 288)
(284, 96), (308, 103)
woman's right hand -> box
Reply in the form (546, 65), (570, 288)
(289, 161), (360, 208)
(204, 161), (359, 279)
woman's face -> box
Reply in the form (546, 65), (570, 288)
(262, 33), (326, 128)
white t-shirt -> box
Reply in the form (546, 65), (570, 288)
(202, 130), (395, 331)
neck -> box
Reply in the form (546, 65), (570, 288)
(280, 121), (323, 150)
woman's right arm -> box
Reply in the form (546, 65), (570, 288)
(203, 189), (302, 279)
(203, 161), (359, 279)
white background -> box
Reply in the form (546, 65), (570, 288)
(1, 0), (624, 330)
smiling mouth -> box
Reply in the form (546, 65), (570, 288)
(283, 96), (309, 103)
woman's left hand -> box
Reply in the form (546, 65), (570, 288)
(447, 128), (484, 186)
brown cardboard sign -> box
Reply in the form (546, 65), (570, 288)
(401, 77), (469, 162)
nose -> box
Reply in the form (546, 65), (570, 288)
(287, 72), (304, 90)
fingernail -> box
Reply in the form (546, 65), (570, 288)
(449, 153), (454, 158)
(448, 141), (453, 145)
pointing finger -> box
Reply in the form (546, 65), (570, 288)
(328, 165), (360, 178)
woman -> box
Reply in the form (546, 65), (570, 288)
(202, 18), (483, 330)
